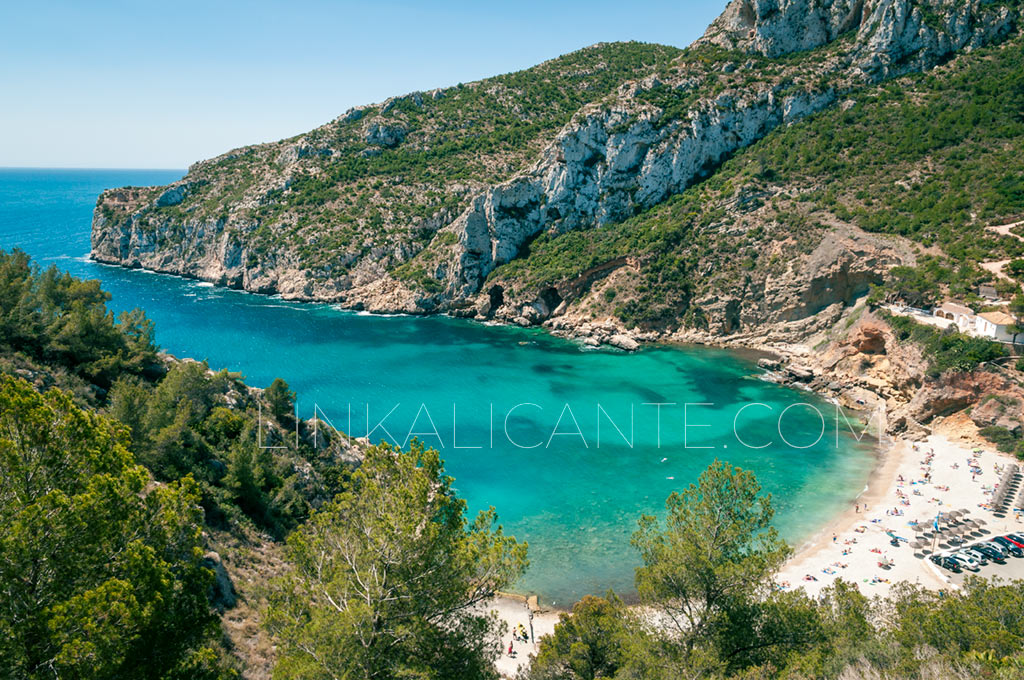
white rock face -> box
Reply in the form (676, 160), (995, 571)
(608, 334), (640, 351)
(363, 118), (407, 148)
(701, 0), (866, 57)
(155, 185), (188, 207)
(448, 83), (837, 295)
(701, 0), (1017, 79)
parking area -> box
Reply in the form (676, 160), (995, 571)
(940, 539), (1024, 586)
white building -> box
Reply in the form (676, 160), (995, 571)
(934, 301), (977, 333)
(975, 311), (1017, 343)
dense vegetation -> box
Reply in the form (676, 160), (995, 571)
(743, 42), (1024, 262)
(0, 249), (348, 539)
(0, 376), (235, 679)
(883, 312), (1008, 377)
(0, 249), (159, 391)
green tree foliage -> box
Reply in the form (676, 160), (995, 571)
(265, 441), (528, 680)
(879, 265), (942, 308)
(885, 312), (1008, 376)
(223, 442), (281, 526)
(0, 375), (233, 680)
(1009, 292), (1024, 326)
(631, 461), (791, 657)
(0, 251), (343, 538)
(106, 362), (319, 536)
(626, 458), (794, 671)
(891, 578), (1024, 660)
(263, 377), (295, 421)
(1006, 258), (1024, 280)
(0, 249), (159, 389)
(527, 595), (632, 680)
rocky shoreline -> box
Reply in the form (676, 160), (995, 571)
(96, 242), (1020, 451)
(89, 246), (913, 416)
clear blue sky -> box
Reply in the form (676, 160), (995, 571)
(0, 1), (726, 169)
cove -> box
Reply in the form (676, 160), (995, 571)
(0, 169), (876, 606)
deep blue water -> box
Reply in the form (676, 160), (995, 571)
(0, 168), (875, 605)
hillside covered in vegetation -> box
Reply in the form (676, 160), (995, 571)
(92, 0), (1024, 344)
(491, 29), (1024, 335)
(0, 250), (529, 678)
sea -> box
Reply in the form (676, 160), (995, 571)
(0, 168), (875, 606)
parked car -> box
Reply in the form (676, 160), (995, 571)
(1006, 533), (1024, 547)
(979, 540), (1009, 558)
(971, 543), (1007, 564)
(930, 555), (963, 573)
(992, 536), (1024, 557)
(959, 548), (989, 566)
(947, 553), (980, 571)
(999, 534), (1024, 549)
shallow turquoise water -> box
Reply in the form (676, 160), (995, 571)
(0, 169), (875, 605)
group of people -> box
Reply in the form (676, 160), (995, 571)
(506, 623), (531, 657)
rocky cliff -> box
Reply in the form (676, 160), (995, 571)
(91, 0), (1021, 342)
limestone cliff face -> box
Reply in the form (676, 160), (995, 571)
(444, 85), (839, 297)
(700, 0), (1016, 76)
(91, 0), (1020, 338)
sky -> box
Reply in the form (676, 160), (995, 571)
(0, 0), (726, 169)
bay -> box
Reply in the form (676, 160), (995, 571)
(0, 168), (874, 606)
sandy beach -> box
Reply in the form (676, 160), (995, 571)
(487, 593), (561, 678)
(777, 422), (1023, 597)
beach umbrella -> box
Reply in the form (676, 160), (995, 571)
(912, 524), (926, 533)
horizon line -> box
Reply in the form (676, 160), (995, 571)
(0, 166), (186, 172)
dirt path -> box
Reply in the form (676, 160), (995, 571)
(987, 220), (1024, 242)
(981, 258), (1013, 282)
(980, 220), (1024, 286)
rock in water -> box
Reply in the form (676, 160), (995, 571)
(609, 334), (639, 352)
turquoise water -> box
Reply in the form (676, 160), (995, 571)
(0, 168), (875, 606)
